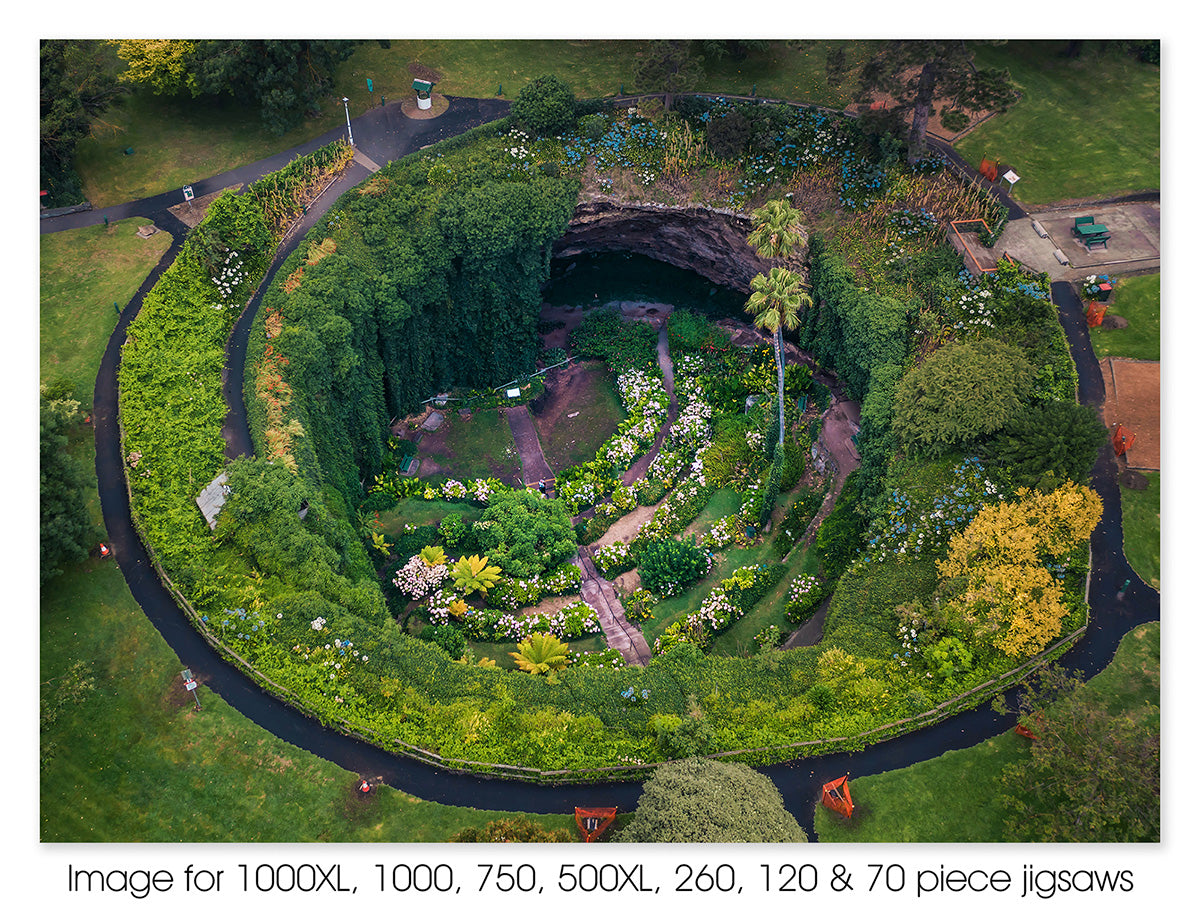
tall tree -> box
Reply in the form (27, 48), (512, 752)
(936, 483), (1103, 657)
(40, 395), (97, 583)
(40, 40), (127, 206)
(997, 666), (1159, 842)
(745, 267), (810, 447)
(632, 40), (705, 112)
(981, 400), (1108, 488)
(746, 198), (810, 448)
(892, 338), (1035, 456)
(850, 41), (1019, 163)
(114, 39), (360, 135)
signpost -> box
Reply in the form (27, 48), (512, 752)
(182, 185), (194, 205)
(180, 668), (201, 711)
(1001, 169), (1020, 193)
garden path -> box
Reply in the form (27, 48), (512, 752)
(574, 547), (652, 665)
(621, 323), (678, 486)
(501, 404), (555, 486)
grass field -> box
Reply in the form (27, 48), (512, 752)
(814, 620), (1159, 841)
(955, 41), (1160, 205)
(39, 217), (171, 404)
(37, 216), (575, 842)
(1122, 471), (1161, 591)
(74, 39), (870, 207)
(1089, 273), (1161, 362)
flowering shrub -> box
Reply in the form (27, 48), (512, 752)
(785, 574), (825, 623)
(593, 541), (634, 578)
(637, 537), (713, 597)
(653, 563), (781, 654)
(861, 457), (1001, 565)
(699, 514), (743, 550)
(487, 563), (582, 610)
(210, 250), (248, 305)
(392, 554), (449, 599)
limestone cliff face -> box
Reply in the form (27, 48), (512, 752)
(552, 200), (807, 293)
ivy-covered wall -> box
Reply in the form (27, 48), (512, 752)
(251, 138), (579, 506)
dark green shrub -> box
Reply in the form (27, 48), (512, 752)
(939, 107), (970, 132)
(808, 683), (835, 712)
(637, 480), (667, 505)
(478, 489), (577, 579)
(579, 112), (608, 139)
(438, 512), (465, 548)
(813, 471), (866, 578)
(511, 73), (577, 137)
(637, 537), (711, 596)
(705, 109), (751, 159)
(421, 623), (465, 658)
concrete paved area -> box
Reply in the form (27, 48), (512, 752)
(960, 200), (1160, 282)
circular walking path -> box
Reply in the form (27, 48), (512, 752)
(44, 97), (1160, 839)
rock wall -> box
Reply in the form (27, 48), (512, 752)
(552, 200), (805, 293)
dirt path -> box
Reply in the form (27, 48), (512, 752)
(502, 405), (555, 486)
(795, 396), (862, 551)
(622, 323), (678, 486)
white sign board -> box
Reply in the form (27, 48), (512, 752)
(1002, 170), (1020, 185)
(507, 387), (521, 398)
(183, 185), (195, 202)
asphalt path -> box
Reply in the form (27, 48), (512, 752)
(46, 99), (1160, 839)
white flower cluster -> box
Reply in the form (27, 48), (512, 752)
(700, 514), (741, 549)
(949, 287), (996, 331)
(211, 250), (246, 305)
(636, 453), (709, 544)
(392, 556), (450, 599)
(593, 540), (631, 575)
(787, 574), (821, 605)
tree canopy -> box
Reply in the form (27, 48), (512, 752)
(892, 338), (1034, 456)
(511, 73), (577, 137)
(40, 40), (126, 206)
(936, 483), (1102, 657)
(848, 41), (1019, 162)
(114, 39), (359, 135)
(617, 757), (808, 843)
(632, 40), (705, 111)
(998, 666), (1159, 842)
(40, 395), (96, 583)
(478, 489), (577, 579)
(981, 400), (1108, 489)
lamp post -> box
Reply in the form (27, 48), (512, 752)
(342, 96), (354, 146)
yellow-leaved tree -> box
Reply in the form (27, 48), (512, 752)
(937, 483), (1102, 658)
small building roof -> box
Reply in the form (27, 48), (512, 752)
(196, 472), (230, 530)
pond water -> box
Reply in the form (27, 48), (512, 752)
(544, 251), (747, 317)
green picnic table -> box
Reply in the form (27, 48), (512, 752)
(1077, 222), (1108, 236)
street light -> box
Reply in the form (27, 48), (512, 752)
(342, 96), (354, 146)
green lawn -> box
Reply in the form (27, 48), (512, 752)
(955, 41), (1160, 205)
(1122, 471), (1160, 590)
(38, 215), (574, 842)
(1089, 273), (1161, 361)
(39, 217), (171, 404)
(814, 621), (1159, 842)
(418, 408), (521, 484)
(76, 40), (870, 207)
(532, 361), (625, 472)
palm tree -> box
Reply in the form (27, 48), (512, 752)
(746, 198), (811, 446)
(745, 266), (811, 446)
(747, 198), (807, 260)
(510, 632), (570, 678)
